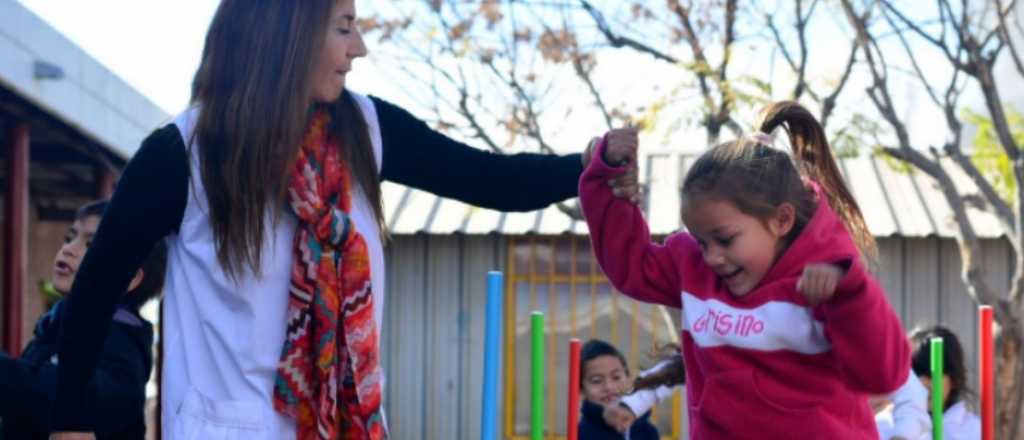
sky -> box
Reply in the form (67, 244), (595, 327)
(14, 0), (415, 114)
(14, 0), (1022, 154)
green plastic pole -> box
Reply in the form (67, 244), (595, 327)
(531, 312), (545, 440)
(931, 337), (944, 440)
(532, 313), (548, 440)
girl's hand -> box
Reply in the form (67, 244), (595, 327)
(602, 403), (637, 433)
(796, 263), (845, 306)
(608, 164), (641, 204)
(49, 433), (96, 440)
(603, 127), (638, 166)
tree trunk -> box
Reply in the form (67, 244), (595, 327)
(996, 325), (1024, 439)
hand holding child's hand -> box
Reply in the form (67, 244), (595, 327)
(602, 403), (637, 433)
(608, 165), (641, 204)
(603, 127), (638, 166)
(796, 263), (845, 306)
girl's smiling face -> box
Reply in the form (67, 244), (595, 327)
(683, 197), (794, 296)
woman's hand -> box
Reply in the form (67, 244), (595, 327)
(582, 130), (642, 204)
(603, 128), (638, 166)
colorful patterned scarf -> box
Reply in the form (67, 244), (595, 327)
(274, 110), (385, 440)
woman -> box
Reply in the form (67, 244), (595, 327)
(49, 1), (636, 439)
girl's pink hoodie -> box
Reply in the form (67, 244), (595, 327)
(579, 140), (910, 439)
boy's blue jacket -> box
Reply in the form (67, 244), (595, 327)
(578, 399), (660, 440)
(0, 300), (154, 439)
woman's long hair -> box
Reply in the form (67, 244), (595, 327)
(190, 0), (384, 278)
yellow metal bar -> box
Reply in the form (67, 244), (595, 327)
(611, 288), (619, 346)
(508, 436), (677, 440)
(508, 274), (610, 283)
(547, 238), (556, 436)
(504, 239), (518, 439)
(529, 237), (537, 313)
(650, 302), (659, 343)
(569, 236), (578, 337)
(504, 236), (682, 439)
(671, 390), (682, 438)
(589, 242), (597, 340)
(650, 305), (660, 425)
(629, 300), (638, 378)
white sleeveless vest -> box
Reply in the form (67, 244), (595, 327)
(162, 93), (386, 439)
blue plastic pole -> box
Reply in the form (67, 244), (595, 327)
(481, 271), (503, 440)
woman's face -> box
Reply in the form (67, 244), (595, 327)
(311, 0), (368, 103)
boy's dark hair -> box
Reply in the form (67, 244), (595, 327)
(580, 339), (629, 389)
(910, 325), (971, 410)
(76, 200), (168, 310)
(75, 199), (108, 220)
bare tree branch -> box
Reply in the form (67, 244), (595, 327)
(842, 0), (1008, 320)
(579, 0), (680, 64)
(713, 0), (739, 133)
(666, 0), (716, 121)
(874, 0), (1012, 241)
(572, 53), (614, 130)
(821, 39), (859, 129)
(880, 0), (970, 70)
(767, 0), (821, 101)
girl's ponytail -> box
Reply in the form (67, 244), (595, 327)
(756, 102), (877, 263)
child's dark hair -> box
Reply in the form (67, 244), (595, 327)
(634, 343), (686, 391)
(681, 101), (876, 262)
(75, 199), (108, 221)
(580, 339), (629, 388)
(910, 325), (972, 410)
(75, 200), (168, 310)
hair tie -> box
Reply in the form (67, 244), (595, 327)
(745, 131), (775, 146)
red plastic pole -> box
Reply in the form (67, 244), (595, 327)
(3, 123), (29, 356)
(567, 338), (581, 440)
(979, 306), (994, 440)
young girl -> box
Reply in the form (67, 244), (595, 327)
(910, 326), (981, 440)
(49, 1), (612, 439)
(579, 101), (911, 438)
(577, 340), (659, 440)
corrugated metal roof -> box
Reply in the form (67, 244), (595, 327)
(384, 150), (1006, 238)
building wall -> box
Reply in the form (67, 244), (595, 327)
(382, 234), (1011, 439)
(382, 234), (506, 440)
(0, 202), (76, 349)
(24, 218), (70, 342)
